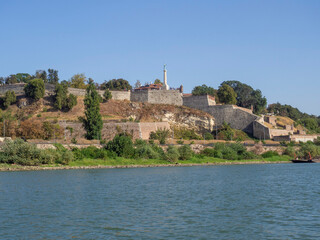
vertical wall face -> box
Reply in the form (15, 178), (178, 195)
(183, 95), (210, 109)
(131, 91), (149, 103)
(147, 90), (183, 105)
(253, 121), (271, 139)
(203, 105), (258, 134)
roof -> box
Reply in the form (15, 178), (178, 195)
(135, 83), (163, 90)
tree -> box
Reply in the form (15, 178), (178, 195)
(105, 133), (134, 158)
(192, 84), (219, 101)
(69, 74), (87, 89)
(134, 80), (141, 89)
(154, 79), (162, 84)
(15, 73), (32, 83)
(103, 89), (112, 102)
(81, 79), (103, 140)
(217, 84), (237, 104)
(54, 83), (77, 111)
(222, 80), (267, 114)
(35, 70), (47, 82)
(3, 90), (16, 109)
(5, 75), (18, 84)
(24, 78), (45, 100)
(48, 69), (59, 84)
(101, 78), (132, 90)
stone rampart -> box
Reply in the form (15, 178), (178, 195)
(183, 94), (215, 109)
(60, 121), (170, 140)
(253, 121), (271, 139)
(201, 105), (258, 134)
(131, 89), (182, 105)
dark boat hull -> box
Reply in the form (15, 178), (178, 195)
(291, 159), (315, 163)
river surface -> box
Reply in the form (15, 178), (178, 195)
(0, 164), (320, 239)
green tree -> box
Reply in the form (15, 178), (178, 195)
(35, 70), (47, 82)
(24, 78), (45, 100)
(103, 89), (112, 102)
(217, 84), (237, 104)
(3, 90), (16, 109)
(105, 134), (134, 158)
(192, 84), (217, 96)
(81, 79), (103, 140)
(54, 83), (77, 111)
(101, 78), (132, 90)
(15, 73), (32, 83)
(222, 80), (267, 114)
(69, 73), (87, 89)
(48, 69), (59, 84)
(5, 75), (18, 84)
(154, 79), (162, 84)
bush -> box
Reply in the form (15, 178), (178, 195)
(297, 143), (320, 158)
(178, 145), (193, 160)
(105, 134), (134, 158)
(103, 89), (112, 102)
(221, 147), (238, 160)
(165, 145), (180, 162)
(173, 127), (202, 140)
(0, 139), (73, 166)
(283, 146), (295, 157)
(261, 151), (279, 158)
(134, 145), (160, 159)
(2, 90), (16, 109)
(24, 78), (45, 100)
(204, 132), (214, 140)
(150, 128), (170, 144)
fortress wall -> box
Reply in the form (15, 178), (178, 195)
(146, 90), (183, 106)
(253, 121), (271, 139)
(269, 129), (294, 138)
(109, 90), (131, 101)
(139, 122), (170, 139)
(202, 105), (258, 134)
(131, 91), (149, 103)
(0, 83), (25, 95)
(60, 121), (168, 141)
(183, 95), (211, 109)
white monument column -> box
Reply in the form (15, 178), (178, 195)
(163, 64), (169, 90)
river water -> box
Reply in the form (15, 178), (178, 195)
(0, 164), (320, 239)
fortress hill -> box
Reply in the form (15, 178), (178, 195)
(0, 66), (313, 141)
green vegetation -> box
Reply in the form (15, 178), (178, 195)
(69, 73), (87, 89)
(101, 78), (132, 91)
(216, 122), (249, 141)
(217, 84), (237, 105)
(81, 79), (103, 140)
(192, 84), (219, 101)
(222, 80), (267, 114)
(173, 127), (202, 140)
(54, 83), (77, 111)
(149, 128), (171, 144)
(103, 89), (112, 102)
(1, 90), (16, 109)
(24, 78), (45, 100)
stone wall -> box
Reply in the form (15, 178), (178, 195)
(0, 83), (25, 95)
(60, 121), (170, 140)
(182, 95), (215, 109)
(202, 105), (258, 134)
(147, 90), (183, 105)
(131, 89), (183, 106)
(253, 121), (271, 139)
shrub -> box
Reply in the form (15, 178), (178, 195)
(103, 89), (112, 102)
(105, 134), (134, 158)
(203, 132), (214, 140)
(221, 147), (238, 160)
(283, 146), (295, 157)
(261, 151), (279, 158)
(173, 127), (202, 140)
(150, 128), (170, 144)
(165, 145), (180, 162)
(2, 90), (16, 109)
(134, 145), (160, 159)
(177, 140), (184, 144)
(24, 78), (45, 100)
(178, 145), (193, 160)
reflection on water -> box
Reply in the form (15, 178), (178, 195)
(1, 164), (320, 239)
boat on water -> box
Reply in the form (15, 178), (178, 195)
(291, 152), (320, 163)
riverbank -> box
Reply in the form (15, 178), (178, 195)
(0, 156), (291, 171)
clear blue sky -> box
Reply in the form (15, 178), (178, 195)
(1, 0), (319, 115)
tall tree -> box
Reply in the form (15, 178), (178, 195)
(81, 79), (103, 140)
(53, 83), (77, 111)
(217, 84), (237, 105)
(35, 70), (47, 82)
(69, 73), (87, 89)
(154, 79), (162, 84)
(5, 75), (18, 84)
(134, 80), (141, 89)
(47, 69), (59, 84)
(222, 80), (267, 114)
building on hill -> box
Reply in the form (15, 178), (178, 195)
(134, 83), (163, 91)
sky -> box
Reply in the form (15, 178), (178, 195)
(0, 0), (319, 115)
